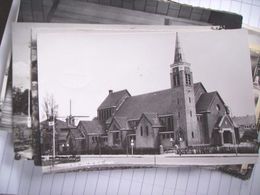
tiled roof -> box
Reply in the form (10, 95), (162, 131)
(196, 91), (218, 113)
(142, 113), (162, 128)
(194, 82), (207, 94)
(215, 115), (235, 128)
(69, 128), (85, 139)
(113, 82), (208, 120)
(232, 115), (256, 126)
(194, 82), (207, 103)
(115, 88), (174, 120)
(113, 116), (129, 130)
(78, 119), (104, 134)
(98, 89), (130, 110)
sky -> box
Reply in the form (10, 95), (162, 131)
(36, 29), (255, 121)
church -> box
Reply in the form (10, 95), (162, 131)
(68, 33), (239, 154)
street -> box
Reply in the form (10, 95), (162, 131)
(42, 153), (258, 173)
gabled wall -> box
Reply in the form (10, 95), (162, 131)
(135, 116), (159, 148)
(205, 95), (227, 144)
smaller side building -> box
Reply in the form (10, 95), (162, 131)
(68, 119), (107, 154)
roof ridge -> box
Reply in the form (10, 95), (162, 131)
(110, 89), (129, 94)
(130, 82), (201, 98)
(143, 112), (158, 115)
(130, 88), (171, 98)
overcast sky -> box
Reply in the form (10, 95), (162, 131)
(36, 29), (254, 121)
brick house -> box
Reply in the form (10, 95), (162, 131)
(68, 119), (107, 154)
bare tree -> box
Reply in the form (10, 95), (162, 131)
(42, 94), (58, 120)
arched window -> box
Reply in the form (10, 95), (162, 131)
(140, 126), (143, 136)
(185, 73), (191, 86)
(173, 73), (180, 87)
(145, 126), (149, 136)
(216, 104), (221, 111)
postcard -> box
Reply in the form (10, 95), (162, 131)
(31, 26), (258, 173)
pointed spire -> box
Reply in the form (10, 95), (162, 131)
(174, 32), (183, 64)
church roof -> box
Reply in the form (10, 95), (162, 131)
(196, 91), (225, 113)
(98, 89), (131, 110)
(114, 88), (174, 120)
(78, 119), (104, 135)
(194, 82), (207, 94)
(113, 116), (129, 130)
(141, 113), (162, 127)
(68, 128), (85, 139)
(109, 82), (216, 120)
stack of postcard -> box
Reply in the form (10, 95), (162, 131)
(10, 23), (259, 179)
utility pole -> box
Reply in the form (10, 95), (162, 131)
(53, 119), (55, 165)
(48, 117), (55, 166)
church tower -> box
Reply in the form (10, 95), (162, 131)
(170, 33), (201, 146)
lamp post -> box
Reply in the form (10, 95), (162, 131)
(179, 137), (183, 156)
(62, 143), (70, 154)
(130, 139), (134, 156)
(170, 137), (174, 153)
(170, 137), (173, 147)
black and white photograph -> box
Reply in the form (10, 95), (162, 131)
(12, 24), (34, 160)
(31, 27), (258, 172)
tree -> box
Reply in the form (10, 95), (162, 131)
(13, 87), (32, 115)
(42, 94), (58, 120)
(240, 129), (258, 142)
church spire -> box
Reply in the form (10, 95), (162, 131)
(174, 32), (183, 64)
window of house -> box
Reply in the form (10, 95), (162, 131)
(188, 74), (191, 85)
(92, 137), (95, 143)
(189, 97), (191, 103)
(177, 98), (180, 105)
(160, 116), (174, 131)
(185, 73), (191, 86)
(167, 116), (174, 131)
(190, 111), (192, 117)
(216, 104), (221, 111)
(116, 132), (119, 139)
(185, 74), (188, 85)
(192, 132), (194, 138)
(129, 120), (138, 129)
(146, 126), (149, 136)
(178, 112), (181, 118)
(173, 74), (180, 87)
(140, 126), (143, 136)
(176, 74), (180, 86)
